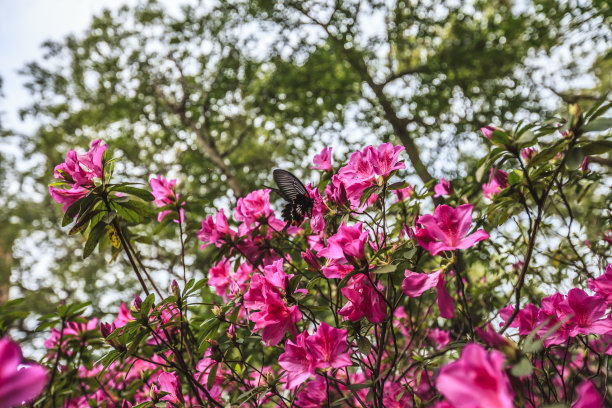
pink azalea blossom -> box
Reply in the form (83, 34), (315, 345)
(295, 376), (327, 407)
(370, 143), (405, 178)
(311, 147), (333, 172)
(499, 303), (539, 336)
(307, 322), (352, 369)
(433, 178), (453, 197)
(415, 204), (489, 256)
(195, 350), (224, 400)
(382, 382), (412, 408)
(588, 264), (612, 302)
(48, 185), (89, 213)
(0, 337), (48, 408)
(558, 288), (610, 336)
(475, 323), (511, 349)
(436, 343), (513, 408)
(234, 189), (273, 226)
(150, 175), (184, 223)
(393, 185), (414, 202)
(278, 323), (351, 390)
(317, 222), (368, 263)
(307, 184), (327, 233)
(278, 332), (315, 389)
(572, 380), (603, 408)
(157, 371), (184, 404)
(54, 149), (93, 186)
(114, 303), (135, 328)
(427, 328), (450, 347)
(208, 258), (231, 298)
(78, 139), (107, 179)
(482, 168), (509, 199)
(402, 269), (454, 319)
(248, 285), (301, 346)
(339, 274), (387, 324)
(197, 209), (234, 248)
(338, 148), (375, 184)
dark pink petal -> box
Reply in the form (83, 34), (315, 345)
(402, 270), (441, 297)
(454, 229), (490, 250)
(436, 276), (455, 319)
(572, 380), (603, 408)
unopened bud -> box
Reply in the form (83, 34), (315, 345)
(149, 384), (159, 402)
(132, 294), (142, 312)
(171, 279), (180, 299)
(301, 250), (320, 271)
(100, 322), (115, 339)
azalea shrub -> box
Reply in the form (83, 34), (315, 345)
(3, 103), (612, 408)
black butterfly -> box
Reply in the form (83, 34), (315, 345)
(270, 169), (314, 231)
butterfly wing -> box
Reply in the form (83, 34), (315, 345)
(273, 169), (308, 202)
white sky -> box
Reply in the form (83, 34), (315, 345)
(0, 0), (189, 134)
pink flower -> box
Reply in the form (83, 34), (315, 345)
(317, 222), (368, 262)
(499, 303), (539, 336)
(278, 323), (351, 390)
(588, 264), (612, 303)
(558, 288), (609, 336)
(48, 185), (89, 213)
(482, 168), (509, 199)
(307, 184), (327, 233)
(53, 149), (93, 186)
(78, 139), (107, 179)
(150, 175), (184, 223)
(370, 143), (405, 177)
(208, 259), (231, 298)
(197, 209), (234, 248)
(480, 125), (496, 139)
(427, 328), (450, 347)
(234, 189), (273, 226)
(278, 332), (315, 389)
(307, 322), (352, 370)
(521, 147), (537, 162)
(393, 185), (414, 202)
(295, 376), (327, 407)
(339, 274), (387, 324)
(114, 303), (135, 328)
(0, 337), (48, 408)
(436, 343), (513, 408)
(157, 371), (184, 404)
(311, 147), (332, 172)
(402, 270), (454, 319)
(572, 380), (603, 408)
(338, 148), (375, 184)
(415, 204), (489, 256)
(248, 286), (301, 346)
(433, 178), (453, 197)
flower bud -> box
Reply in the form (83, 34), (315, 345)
(132, 294), (142, 312)
(171, 279), (180, 299)
(301, 250), (320, 271)
(212, 305), (224, 318)
(100, 322), (115, 339)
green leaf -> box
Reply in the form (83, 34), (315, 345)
(62, 194), (96, 227)
(490, 130), (510, 146)
(372, 264), (397, 274)
(110, 185), (155, 201)
(580, 140), (612, 156)
(507, 170), (521, 186)
(516, 130), (536, 144)
(357, 336), (371, 355)
(207, 363), (218, 390)
(388, 181), (410, 190)
(510, 357), (533, 377)
(83, 222), (107, 259)
(115, 199), (155, 224)
(565, 148), (584, 170)
(69, 209), (103, 235)
(582, 117), (612, 133)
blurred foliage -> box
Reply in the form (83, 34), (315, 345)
(1, 0), (610, 340)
